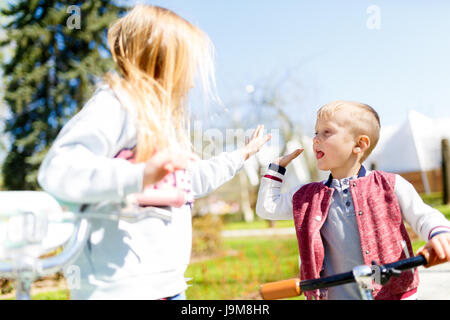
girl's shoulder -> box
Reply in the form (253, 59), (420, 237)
(61, 83), (136, 147)
(77, 84), (131, 122)
(89, 83), (121, 107)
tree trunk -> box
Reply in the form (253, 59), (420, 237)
(442, 139), (450, 205)
(239, 171), (254, 222)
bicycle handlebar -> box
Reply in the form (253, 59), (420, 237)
(260, 248), (444, 300)
(300, 254), (428, 292)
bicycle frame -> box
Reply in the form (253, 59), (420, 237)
(0, 191), (172, 300)
(0, 217), (90, 300)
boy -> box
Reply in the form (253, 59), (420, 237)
(256, 101), (450, 300)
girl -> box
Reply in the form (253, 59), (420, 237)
(38, 5), (270, 300)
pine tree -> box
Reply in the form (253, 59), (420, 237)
(0, 0), (128, 190)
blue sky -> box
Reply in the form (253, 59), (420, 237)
(140, 0), (450, 134)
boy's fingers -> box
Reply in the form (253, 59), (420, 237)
(279, 149), (304, 167)
(431, 237), (446, 260)
(418, 245), (437, 266)
(443, 237), (450, 261)
(288, 148), (304, 160)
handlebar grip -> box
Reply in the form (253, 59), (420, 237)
(259, 278), (301, 300)
(134, 189), (187, 208)
(419, 247), (448, 268)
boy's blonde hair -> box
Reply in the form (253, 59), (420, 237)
(317, 101), (380, 162)
(105, 5), (217, 162)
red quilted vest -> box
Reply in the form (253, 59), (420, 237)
(292, 171), (419, 300)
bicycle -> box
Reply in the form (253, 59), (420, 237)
(0, 191), (172, 300)
(260, 247), (447, 300)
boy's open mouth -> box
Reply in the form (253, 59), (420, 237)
(316, 151), (325, 160)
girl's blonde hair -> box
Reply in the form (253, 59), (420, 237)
(105, 5), (217, 162)
(317, 101), (381, 162)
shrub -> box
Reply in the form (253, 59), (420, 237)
(192, 214), (224, 258)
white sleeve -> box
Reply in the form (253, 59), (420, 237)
(395, 174), (450, 240)
(38, 88), (145, 204)
(189, 150), (245, 199)
(255, 165), (298, 221)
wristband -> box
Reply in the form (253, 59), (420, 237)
(268, 163), (286, 175)
(430, 230), (450, 239)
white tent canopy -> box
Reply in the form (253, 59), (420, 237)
(365, 110), (450, 172)
(365, 110), (450, 193)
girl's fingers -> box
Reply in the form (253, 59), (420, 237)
(258, 125), (264, 137)
(252, 125), (262, 140)
(257, 134), (271, 150)
(247, 125), (264, 146)
(250, 126), (257, 139)
(189, 153), (201, 162)
(163, 163), (174, 172)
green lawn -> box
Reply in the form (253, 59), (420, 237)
(186, 235), (304, 300)
(1, 289), (68, 300)
(223, 219), (294, 230)
(433, 205), (450, 219)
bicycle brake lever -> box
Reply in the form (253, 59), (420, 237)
(375, 265), (402, 286)
(388, 268), (402, 277)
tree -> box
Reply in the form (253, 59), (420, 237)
(247, 76), (319, 183)
(0, 0), (127, 190)
(231, 69), (319, 226)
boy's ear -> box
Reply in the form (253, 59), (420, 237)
(354, 135), (370, 154)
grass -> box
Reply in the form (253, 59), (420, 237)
(420, 192), (444, 207)
(434, 205), (450, 219)
(1, 289), (68, 300)
(223, 219), (294, 230)
(185, 235), (304, 300)
(421, 192), (450, 219)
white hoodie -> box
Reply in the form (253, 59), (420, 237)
(38, 85), (245, 299)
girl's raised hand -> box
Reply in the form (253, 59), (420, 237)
(242, 125), (272, 161)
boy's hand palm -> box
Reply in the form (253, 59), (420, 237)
(276, 149), (304, 168)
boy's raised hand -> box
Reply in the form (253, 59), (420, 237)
(275, 148), (304, 168)
(242, 125), (272, 161)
